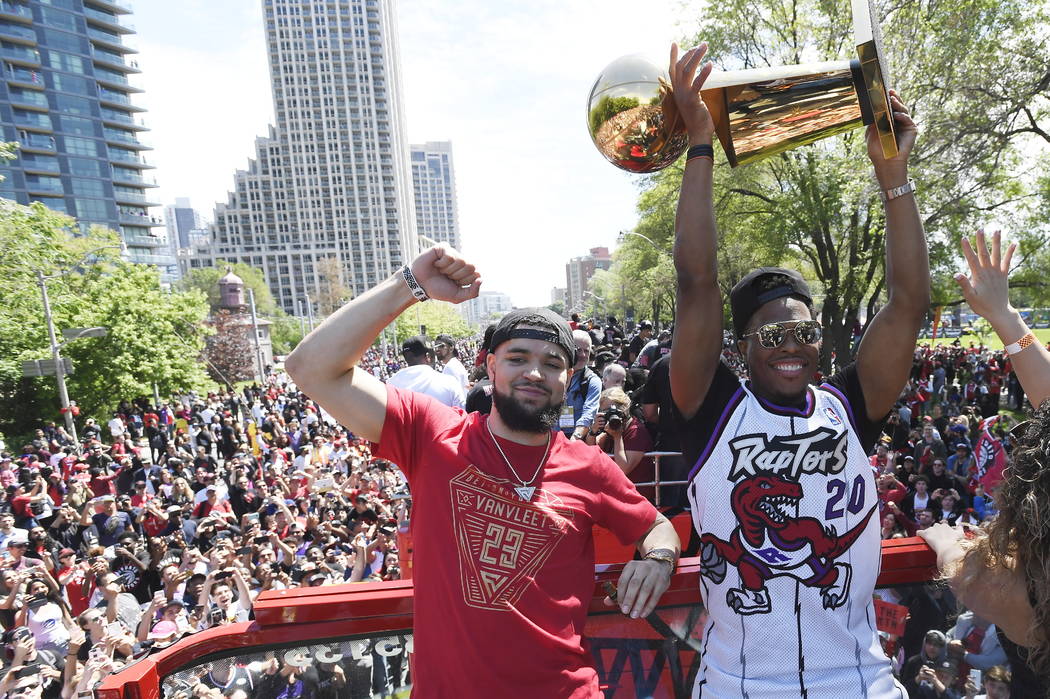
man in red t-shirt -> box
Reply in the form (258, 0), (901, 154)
(287, 246), (680, 698)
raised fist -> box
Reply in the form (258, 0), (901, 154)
(408, 244), (482, 305)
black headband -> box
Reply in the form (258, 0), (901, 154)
(505, 328), (561, 345)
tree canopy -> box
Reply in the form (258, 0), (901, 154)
(0, 200), (212, 442)
(608, 0), (1049, 370)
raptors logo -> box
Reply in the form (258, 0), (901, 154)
(700, 426), (875, 615)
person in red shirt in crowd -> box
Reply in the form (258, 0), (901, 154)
(55, 549), (92, 616)
(878, 472), (908, 511)
(7, 478), (50, 528)
(87, 465), (118, 498)
(130, 479), (153, 509)
(192, 486), (234, 521)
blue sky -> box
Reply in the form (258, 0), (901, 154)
(130, 0), (687, 307)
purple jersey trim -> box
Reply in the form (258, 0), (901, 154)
(818, 382), (858, 433)
(688, 386), (745, 481)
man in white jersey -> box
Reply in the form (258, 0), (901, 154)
(666, 43), (929, 697)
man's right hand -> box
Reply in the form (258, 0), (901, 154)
(669, 42), (715, 145)
(408, 244), (481, 305)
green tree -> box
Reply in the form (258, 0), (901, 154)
(627, 0), (1049, 370)
(393, 301), (472, 342)
(0, 201), (211, 439)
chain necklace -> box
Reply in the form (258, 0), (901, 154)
(486, 418), (551, 502)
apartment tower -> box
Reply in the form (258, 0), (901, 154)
(0, 0), (168, 268)
(185, 0), (417, 315)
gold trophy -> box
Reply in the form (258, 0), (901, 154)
(587, 0), (896, 171)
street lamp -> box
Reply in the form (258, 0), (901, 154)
(617, 230), (664, 253)
(36, 245), (119, 445)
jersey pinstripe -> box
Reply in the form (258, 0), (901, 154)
(686, 373), (906, 698)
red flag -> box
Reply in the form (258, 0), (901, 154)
(975, 415), (1006, 490)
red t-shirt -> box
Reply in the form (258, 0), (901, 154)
(58, 565), (92, 616)
(374, 385), (657, 698)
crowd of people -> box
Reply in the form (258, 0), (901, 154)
(0, 315), (1041, 698)
(0, 372), (416, 698)
(0, 306), (1042, 698)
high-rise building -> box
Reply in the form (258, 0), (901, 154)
(0, 0), (169, 269)
(162, 197), (205, 282)
(410, 141), (459, 250)
(565, 246), (611, 312)
(463, 289), (513, 327)
(164, 197), (203, 250)
(184, 0), (418, 315)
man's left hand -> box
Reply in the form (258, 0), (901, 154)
(606, 559), (672, 619)
(867, 89), (917, 182)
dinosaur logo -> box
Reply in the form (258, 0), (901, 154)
(699, 473), (875, 615)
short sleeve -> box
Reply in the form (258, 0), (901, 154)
(593, 455), (660, 545)
(372, 385), (463, 480)
(822, 362), (884, 453)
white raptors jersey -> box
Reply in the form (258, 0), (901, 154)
(684, 365), (905, 698)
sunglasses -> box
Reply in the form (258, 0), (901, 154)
(744, 320), (822, 349)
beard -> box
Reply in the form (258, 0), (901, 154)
(492, 384), (563, 434)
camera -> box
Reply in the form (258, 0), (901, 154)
(602, 407), (626, 431)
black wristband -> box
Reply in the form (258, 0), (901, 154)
(686, 144), (714, 161)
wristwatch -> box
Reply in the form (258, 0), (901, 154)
(879, 179), (916, 202)
(643, 548), (678, 573)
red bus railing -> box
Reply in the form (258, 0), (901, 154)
(94, 536), (936, 699)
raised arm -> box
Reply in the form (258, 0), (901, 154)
(285, 245), (480, 442)
(853, 91), (930, 419)
(955, 229), (1050, 408)
(666, 43), (725, 420)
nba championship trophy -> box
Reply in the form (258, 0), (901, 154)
(587, 0), (896, 171)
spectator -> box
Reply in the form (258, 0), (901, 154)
(563, 329), (602, 439)
(386, 336), (465, 408)
(434, 333), (469, 390)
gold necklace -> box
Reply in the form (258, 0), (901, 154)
(485, 418), (551, 502)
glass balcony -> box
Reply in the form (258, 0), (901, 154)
(0, 22), (36, 42)
(121, 232), (166, 247)
(0, 3), (31, 20)
(26, 183), (64, 195)
(124, 252), (174, 266)
(8, 88), (46, 107)
(111, 170), (156, 186)
(0, 43), (39, 64)
(87, 27), (134, 53)
(18, 132), (55, 150)
(6, 64), (42, 85)
(91, 47), (139, 72)
(103, 128), (144, 147)
(83, 6), (134, 33)
(86, 0), (133, 13)
(13, 110), (51, 129)
(98, 88), (130, 105)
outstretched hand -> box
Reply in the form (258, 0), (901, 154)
(668, 42), (715, 144)
(955, 229), (1016, 325)
(409, 244), (482, 305)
